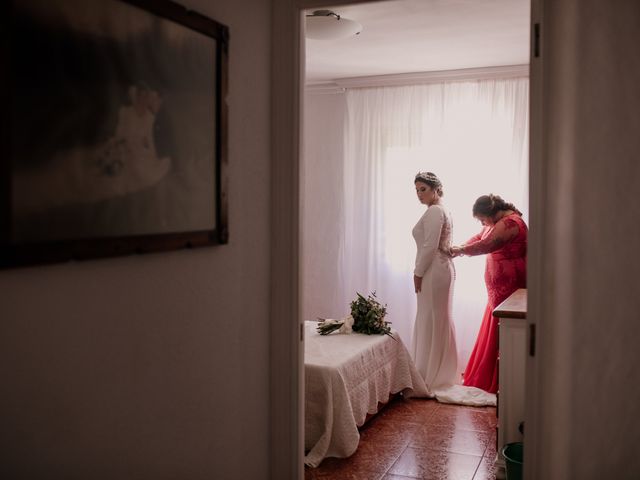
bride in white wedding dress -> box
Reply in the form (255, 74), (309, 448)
(411, 171), (458, 393)
(411, 172), (495, 406)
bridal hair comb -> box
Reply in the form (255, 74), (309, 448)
(415, 171), (442, 188)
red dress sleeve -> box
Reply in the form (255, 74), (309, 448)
(463, 217), (520, 256)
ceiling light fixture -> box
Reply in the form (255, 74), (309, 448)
(305, 10), (362, 40)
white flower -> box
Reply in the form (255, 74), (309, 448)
(338, 314), (354, 334)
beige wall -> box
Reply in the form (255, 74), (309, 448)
(0, 1), (271, 479)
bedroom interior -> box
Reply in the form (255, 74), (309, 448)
(301, 0), (530, 476)
(302, 0), (530, 362)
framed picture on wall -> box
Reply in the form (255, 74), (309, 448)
(1, 0), (229, 268)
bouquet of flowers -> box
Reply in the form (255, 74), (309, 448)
(317, 291), (393, 338)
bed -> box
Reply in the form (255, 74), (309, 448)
(304, 320), (429, 467)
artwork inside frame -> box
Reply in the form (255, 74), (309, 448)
(1, 0), (229, 268)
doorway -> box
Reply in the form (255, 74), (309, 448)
(269, 0), (539, 478)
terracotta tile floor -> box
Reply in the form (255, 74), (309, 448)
(305, 396), (499, 480)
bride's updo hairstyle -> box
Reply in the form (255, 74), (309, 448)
(415, 171), (444, 196)
(472, 194), (522, 217)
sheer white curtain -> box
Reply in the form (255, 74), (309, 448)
(336, 78), (529, 371)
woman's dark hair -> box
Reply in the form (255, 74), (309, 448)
(472, 194), (522, 217)
(414, 171), (444, 196)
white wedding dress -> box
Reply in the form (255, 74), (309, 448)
(411, 204), (495, 406)
(411, 204), (458, 392)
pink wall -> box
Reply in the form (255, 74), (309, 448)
(0, 1), (272, 479)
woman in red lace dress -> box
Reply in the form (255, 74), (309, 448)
(450, 194), (527, 393)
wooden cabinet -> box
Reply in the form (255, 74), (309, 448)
(493, 288), (527, 478)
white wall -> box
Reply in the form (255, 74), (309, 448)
(301, 91), (348, 321)
(0, 1), (271, 479)
(528, 0), (640, 478)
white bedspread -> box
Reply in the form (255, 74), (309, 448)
(304, 321), (429, 467)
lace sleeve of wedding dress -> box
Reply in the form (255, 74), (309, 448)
(463, 216), (520, 256)
(414, 205), (444, 277)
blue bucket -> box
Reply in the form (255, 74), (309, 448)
(502, 442), (523, 480)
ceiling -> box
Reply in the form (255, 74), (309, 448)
(305, 0), (531, 84)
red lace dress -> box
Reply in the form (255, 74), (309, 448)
(461, 213), (528, 393)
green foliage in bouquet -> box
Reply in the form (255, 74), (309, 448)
(316, 292), (393, 338)
(350, 292), (393, 338)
